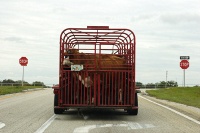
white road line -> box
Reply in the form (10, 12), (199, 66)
(34, 114), (56, 133)
(73, 122), (155, 133)
(0, 122), (5, 129)
(139, 95), (200, 125)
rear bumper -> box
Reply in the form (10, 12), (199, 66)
(54, 105), (138, 110)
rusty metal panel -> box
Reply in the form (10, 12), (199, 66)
(61, 71), (134, 106)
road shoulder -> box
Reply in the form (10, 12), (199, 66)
(139, 89), (200, 122)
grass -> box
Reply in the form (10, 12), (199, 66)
(0, 86), (43, 95)
(146, 87), (200, 108)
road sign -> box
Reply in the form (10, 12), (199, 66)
(180, 60), (189, 69)
(19, 57), (28, 66)
(180, 56), (190, 60)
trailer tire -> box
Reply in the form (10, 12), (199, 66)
(127, 93), (138, 115)
(54, 94), (63, 114)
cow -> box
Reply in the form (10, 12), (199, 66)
(63, 49), (126, 70)
(63, 48), (126, 104)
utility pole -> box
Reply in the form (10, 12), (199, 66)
(165, 71), (168, 88)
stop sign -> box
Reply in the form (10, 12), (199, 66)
(19, 57), (28, 66)
(180, 60), (189, 69)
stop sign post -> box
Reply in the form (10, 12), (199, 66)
(19, 57), (28, 86)
(180, 57), (189, 87)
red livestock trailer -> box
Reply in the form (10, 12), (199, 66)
(53, 26), (139, 115)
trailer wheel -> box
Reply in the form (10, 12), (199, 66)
(54, 94), (63, 114)
(127, 93), (138, 115)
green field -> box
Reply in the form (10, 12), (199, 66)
(146, 87), (200, 108)
(0, 86), (43, 95)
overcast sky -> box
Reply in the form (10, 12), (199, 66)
(0, 0), (200, 86)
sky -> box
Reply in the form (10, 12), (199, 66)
(0, 0), (200, 86)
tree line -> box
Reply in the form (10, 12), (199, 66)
(136, 80), (178, 88)
(0, 79), (45, 86)
(0, 79), (180, 88)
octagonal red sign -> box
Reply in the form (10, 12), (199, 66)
(180, 60), (189, 69)
(19, 57), (28, 66)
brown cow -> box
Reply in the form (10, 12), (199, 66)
(63, 49), (126, 104)
(63, 49), (126, 70)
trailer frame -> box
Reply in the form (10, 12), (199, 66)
(53, 26), (138, 115)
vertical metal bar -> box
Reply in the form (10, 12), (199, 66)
(101, 73), (103, 105)
(118, 72), (121, 105)
(64, 72), (66, 104)
(128, 72), (130, 104)
(114, 72), (116, 105)
(98, 74), (100, 106)
(101, 73), (104, 105)
(67, 71), (69, 104)
(117, 72), (119, 105)
(131, 73), (134, 105)
(111, 72), (114, 105)
(72, 73), (74, 104)
(116, 72), (118, 105)
(83, 72), (85, 105)
(86, 82), (88, 105)
(110, 72), (112, 105)
(115, 72), (117, 105)
(70, 72), (73, 104)
(80, 72), (82, 105)
(123, 72), (126, 105)
(126, 72), (128, 104)
(108, 72), (110, 105)
(90, 73), (97, 106)
(105, 72), (107, 105)
(77, 72), (79, 104)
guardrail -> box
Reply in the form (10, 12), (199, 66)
(0, 83), (44, 87)
(138, 84), (200, 89)
(0, 83), (57, 88)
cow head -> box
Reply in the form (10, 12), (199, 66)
(64, 49), (79, 57)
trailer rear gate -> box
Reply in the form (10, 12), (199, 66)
(54, 26), (137, 114)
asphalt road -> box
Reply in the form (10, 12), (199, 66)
(0, 88), (199, 133)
